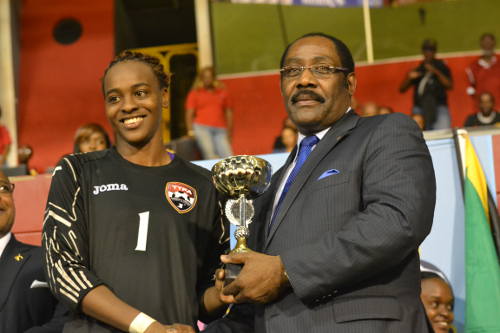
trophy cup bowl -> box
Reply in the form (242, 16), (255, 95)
(212, 155), (272, 282)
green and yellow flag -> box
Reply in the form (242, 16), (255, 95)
(461, 133), (500, 332)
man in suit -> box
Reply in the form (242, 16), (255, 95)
(0, 171), (67, 332)
(215, 33), (436, 332)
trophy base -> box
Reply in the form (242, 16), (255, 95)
(224, 263), (242, 285)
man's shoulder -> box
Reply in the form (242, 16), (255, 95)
(357, 113), (416, 128)
(3, 236), (42, 267)
(433, 58), (449, 66)
(7, 235), (37, 251)
(352, 114), (423, 143)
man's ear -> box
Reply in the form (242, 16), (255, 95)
(345, 73), (357, 96)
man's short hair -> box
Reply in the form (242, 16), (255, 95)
(479, 91), (495, 104)
(279, 32), (355, 74)
(480, 32), (496, 42)
(421, 38), (437, 51)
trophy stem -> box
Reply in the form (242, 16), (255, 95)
(211, 155), (272, 284)
(239, 193), (246, 229)
(232, 236), (250, 253)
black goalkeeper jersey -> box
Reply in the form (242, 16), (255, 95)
(42, 148), (227, 332)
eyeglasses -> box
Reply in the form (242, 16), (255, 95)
(280, 65), (349, 78)
(0, 183), (15, 194)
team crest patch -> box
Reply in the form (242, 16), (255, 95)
(165, 182), (197, 214)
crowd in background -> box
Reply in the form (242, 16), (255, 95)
(0, 32), (498, 174)
(355, 33), (499, 131)
(1, 29), (498, 333)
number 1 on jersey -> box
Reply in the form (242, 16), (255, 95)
(135, 211), (150, 251)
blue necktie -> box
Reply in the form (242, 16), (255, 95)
(269, 135), (319, 230)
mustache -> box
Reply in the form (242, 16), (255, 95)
(291, 90), (325, 104)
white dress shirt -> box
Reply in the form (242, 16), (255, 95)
(270, 108), (353, 219)
(0, 232), (12, 259)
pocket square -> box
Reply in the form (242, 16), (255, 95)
(318, 169), (340, 180)
(30, 280), (49, 289)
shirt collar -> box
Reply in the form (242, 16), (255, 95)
(296, 107), (352, 146)
(478, 54), (497, 69)
(0, 232), (12, 259)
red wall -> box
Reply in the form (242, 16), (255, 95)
(11, 175), (52, 245)
(355, 55), (482, 127)
(222, 54), (488, 156)
(224, 75), (286, 155)
(18, 0), (114, 173)
(16, 0), (491, 171)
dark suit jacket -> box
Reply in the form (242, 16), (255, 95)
(250, 112), (436, 333)
(208, 111), (436, 333)
(0, 235), (67, 332)
(206, 111), (436, 333)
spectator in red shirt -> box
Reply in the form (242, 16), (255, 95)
(0, 106), (12, 166)
(466, 33), (500, 106)
(185, 67), (233, 160)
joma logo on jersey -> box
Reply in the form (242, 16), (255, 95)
(93, 183), (129, 195)
(166, 182), (197, 214)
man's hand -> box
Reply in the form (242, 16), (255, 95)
(220, 251), (290, 304)
(423, 62), (436, 73)
(408, 70), (421, 80)
(215, 268), (226, 295)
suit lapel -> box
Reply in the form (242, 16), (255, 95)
(0, 235), (32, 311)
(262, 149), (297, 238)
(265, 112), (360, 248)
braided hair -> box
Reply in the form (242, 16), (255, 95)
(102, 50), (170, 93)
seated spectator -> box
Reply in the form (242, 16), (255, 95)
(412, 113), (425, 130)
(359, 101), (379, 117)
(400, 39), (453, 130)
(73, 123), (111, 153)
(273, 126), (298, 153)
(18, 144), (37, 176)
(464, 92), (500, 127)
(272, 117), (297, 152)
(465, 33), (500, 107)
(420, 261), (455, 333)
(165, 136), (202, 161)
(0, 170), (67, 331)
(0, 106), (11, 166)
(378, 106), (394, 115)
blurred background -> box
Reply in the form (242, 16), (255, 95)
(1, 1), (500, 332)
(0, 0), (498, 172)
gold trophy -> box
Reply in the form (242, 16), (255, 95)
(212, 155), (272, 281)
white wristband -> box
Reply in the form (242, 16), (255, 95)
(129, 312), (156, 333)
